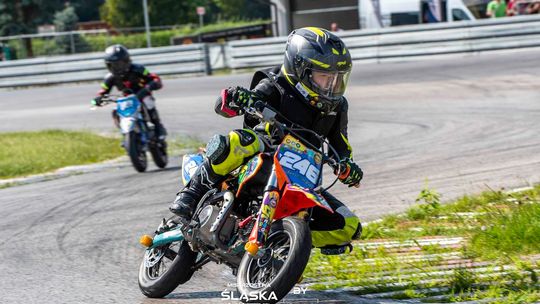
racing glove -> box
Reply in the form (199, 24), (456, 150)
(337, 160), (363, 187)
(227, 86), (253, 112)
(91, 96), (103, 107)
(216, 87), (256, 118)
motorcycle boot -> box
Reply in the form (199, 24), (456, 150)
(148, 108), (167, 140)
(169, 160), (223, 224)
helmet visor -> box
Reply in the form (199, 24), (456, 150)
(310, 70), (350, 99)
(106, 60), (129, 75)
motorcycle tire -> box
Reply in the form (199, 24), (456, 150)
(236, 216), (311, 303)
(126, 131), (147, 172)
(150, 140), (168, 169)
(138, 240), (197, 298)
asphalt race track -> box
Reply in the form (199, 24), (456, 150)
(1, 50), (539, 303)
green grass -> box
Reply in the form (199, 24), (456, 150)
(470, 203), (540, 259)
(0, 130), (123, 179)
(303, 184), (540, 302)
(168, 135), (205, 153)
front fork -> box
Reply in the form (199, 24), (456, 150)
(245, 170), (279, 257)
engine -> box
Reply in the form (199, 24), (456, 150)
(195, 191), (238, 249)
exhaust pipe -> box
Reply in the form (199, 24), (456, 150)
(211, 191), (235, 250)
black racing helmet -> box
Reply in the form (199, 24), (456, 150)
(104, 44), (131, 76)
(282, 27), (352, 113)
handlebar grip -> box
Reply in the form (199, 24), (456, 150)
(217, 89), (239, 118)
(338, 164), (351, 179)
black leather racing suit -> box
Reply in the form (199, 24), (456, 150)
(212, 66), (361, 248)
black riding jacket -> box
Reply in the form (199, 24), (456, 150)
(217, 66), (354, 160)
(96, 63), (162, 98)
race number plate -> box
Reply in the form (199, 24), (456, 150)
(277, 135), (322, 189)
(116, 95), (140, 117)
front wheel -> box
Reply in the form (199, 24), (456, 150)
(150, 140), (168, 169)
(236, 217), (311, 303)
(125, 131), (147, 172)
(138, 240), (197, 298)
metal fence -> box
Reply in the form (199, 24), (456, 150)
(0, 29), (112, 59)
(2, 15), (540, 87)
(226, 15), (540, 69)
(0, 44), (211, 88)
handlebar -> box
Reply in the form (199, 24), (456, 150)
(90, 94), (133, 109)
(244, 101), (348, 192)
(100, 93), (126, 104)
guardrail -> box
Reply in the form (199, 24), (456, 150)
(226, 15), (540, 69)
(0, 44), (211, 88)
(2, 15), (540, 88)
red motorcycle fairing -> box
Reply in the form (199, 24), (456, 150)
(245, 135), (334, 255)
(273, 185), (333, 220)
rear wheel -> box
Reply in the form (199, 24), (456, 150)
(236, 217), (311, 303)
(138, 240), (197, 298)
(126, 131), (147, 172)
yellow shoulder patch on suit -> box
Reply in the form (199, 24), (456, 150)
(340, 133), (353, 159)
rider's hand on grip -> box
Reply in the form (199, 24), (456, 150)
(91, 96), (103, 107)
(227, 86), (253, 111)
(336, 160), (363, 188)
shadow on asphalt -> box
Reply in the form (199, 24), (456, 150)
(165, 291), (223, 299)
(160, 290), (365, 303)
(144, 165), (182, 174)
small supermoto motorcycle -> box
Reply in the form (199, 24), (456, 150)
(138, 100), (349, 303)
(93, 94), (167, 172)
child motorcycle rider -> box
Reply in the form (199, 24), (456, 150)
(170, 27), (363, 252)
(91, 44), (167, 139)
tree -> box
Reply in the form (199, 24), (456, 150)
(54, 4), (78, 32)
(100, 0), (204, 28)
(213, 0), (270, 21)
(54, 3), (89, 54)
(99, 0), (144, 28)
(99, 0), (269, 29)
(0, 0), (64, 57)
(147, 0), (203, 26)
(70, 0), (105, 22)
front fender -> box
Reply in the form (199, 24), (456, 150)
(273, 185), (334, 220)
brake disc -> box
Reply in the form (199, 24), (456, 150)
(144, 248), (165, 268)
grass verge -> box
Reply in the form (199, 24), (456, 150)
(168, 134), (205, 153)
(304, 184), (540, 303)
(0, 130), (205, 180)
(0, 130), (124, 179)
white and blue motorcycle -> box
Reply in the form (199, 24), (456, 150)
(94, 94), (168, 172)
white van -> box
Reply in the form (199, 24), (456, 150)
(359, 0), (492, 29)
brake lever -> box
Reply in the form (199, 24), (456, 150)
(245, 106), (262, 119)
(245, 101), (278, 124)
